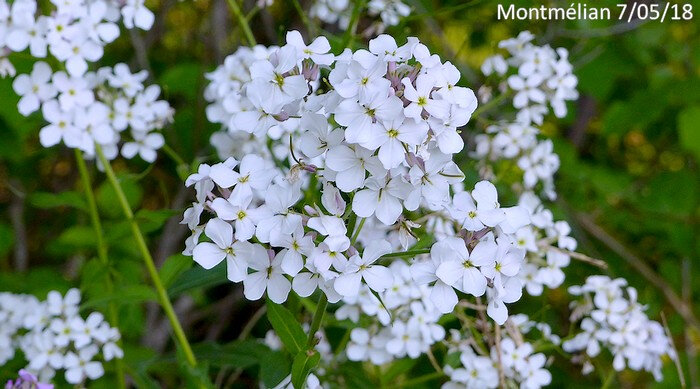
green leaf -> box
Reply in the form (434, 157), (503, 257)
(135, 209), (180, 233)
(266, 299), (307, 355)
(176, 346), (215, 389)
(259, 349), (290, 387)
(97, 176), (143, 219)
(50, 225), (97, 252)
(28, 191), (87, 211)
(381, 358), (418, 384)
(192, 340), (269, 368)
(636, 171), (698, 217)
(160, 254), (193, 289)
(81, 285), (157, 310)
(678, 106), (700, 159)
(167, 261), (227, 297)
(160, 63), (201, 100)
(291, 350), (320, 389)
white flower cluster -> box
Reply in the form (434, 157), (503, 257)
(514, 192), (575, 297)
(482, 31), (578, 122)
(410, 180), (532, 324)
(188, 29), (677, 388)
(0, 289), (123, 384)
(12, 62), (172, 162)
(443, 315), (555, 389)
(0, 0), (154, 78)
(341, 261), (445, 363)
(444, 339), (551, 389)
(309, 0), (410, 30)
(310, 0), (351, 29)
(367, 0), (411, 27)
(186, 31), (538, 326)
(563, 276), (675, 381)
(474, 31), (578, 199)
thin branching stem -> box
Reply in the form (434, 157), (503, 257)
(307, 294), (328, 348)
(74, 149), (126, 389)
(226, 0), (256, 46)
(94, 144), (199, 371)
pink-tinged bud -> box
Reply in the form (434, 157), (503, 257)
(302, 164), (318, 173)
(274, 111), (290, 121)
(302, 62), (320, 81)
(304, 205), (318, 216)
(218, 188), (231, 198)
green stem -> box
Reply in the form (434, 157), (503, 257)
(350, 218), (365, 245)
(470, 90), (511, 120)
(600, 369), (616, 389)
(306, 294), (328, 349)
(291, 0), (316, 36)
(380, 248), (431, 259)
(94, 145), (199, 370)
(161, 143), (190, 181)
(75, 150), (109, 266)
(333, 328), (351, 357)
(342, 0), (365, 48)
(74, 150), (126, 389)
(226, 0), (256, 46)
(161, 143), (187, 167)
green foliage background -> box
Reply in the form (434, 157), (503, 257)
(0, 0), (698, 387)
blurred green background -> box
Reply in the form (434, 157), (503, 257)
(0, 0), (698, 387)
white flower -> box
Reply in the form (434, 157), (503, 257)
(209, 154), (277, 204)
(286, 30), (334, 65)
(52, 71), (94, 111)
(50, 34), (103, 76)
(64, 346), (104, 384)
(307, 213), (350, 253)
(368, 34), (415, 62)
(352, 174), (410, 225)
(12, 62), (56, 116)
(121, 0), (155, 30)
(481, 54), (507, 76)
(121, 131), (164, 162)
(334, 240), (393, 296)
(255, 182), (303, 243)
(193, 218), (257, 282)
(243, 249), (292, 303)
(508, 74), (545, 109)
(386, 321), (423, 358)
(486, 276), (522, 325)
(325, 144), (385, 192)
(360, 117), (428, 169)
(479, 239), (524, 280)
(250, 46), (308, 105)
(334, 90), (403, 144)
(107, 63), (147, 97)
(449, 180), (505, 231)
(46, 288), (80, 317)
(434, 237), (494, 297)
(270, 227), (315, 276)
(210, 196), (268, 241)
(402, 74), (449, 120)
(297, 112), (343, 159)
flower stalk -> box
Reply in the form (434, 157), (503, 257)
(74, 149), (126, 389)
(94, 144), (198, 370)
(226, 0), (256, 46)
